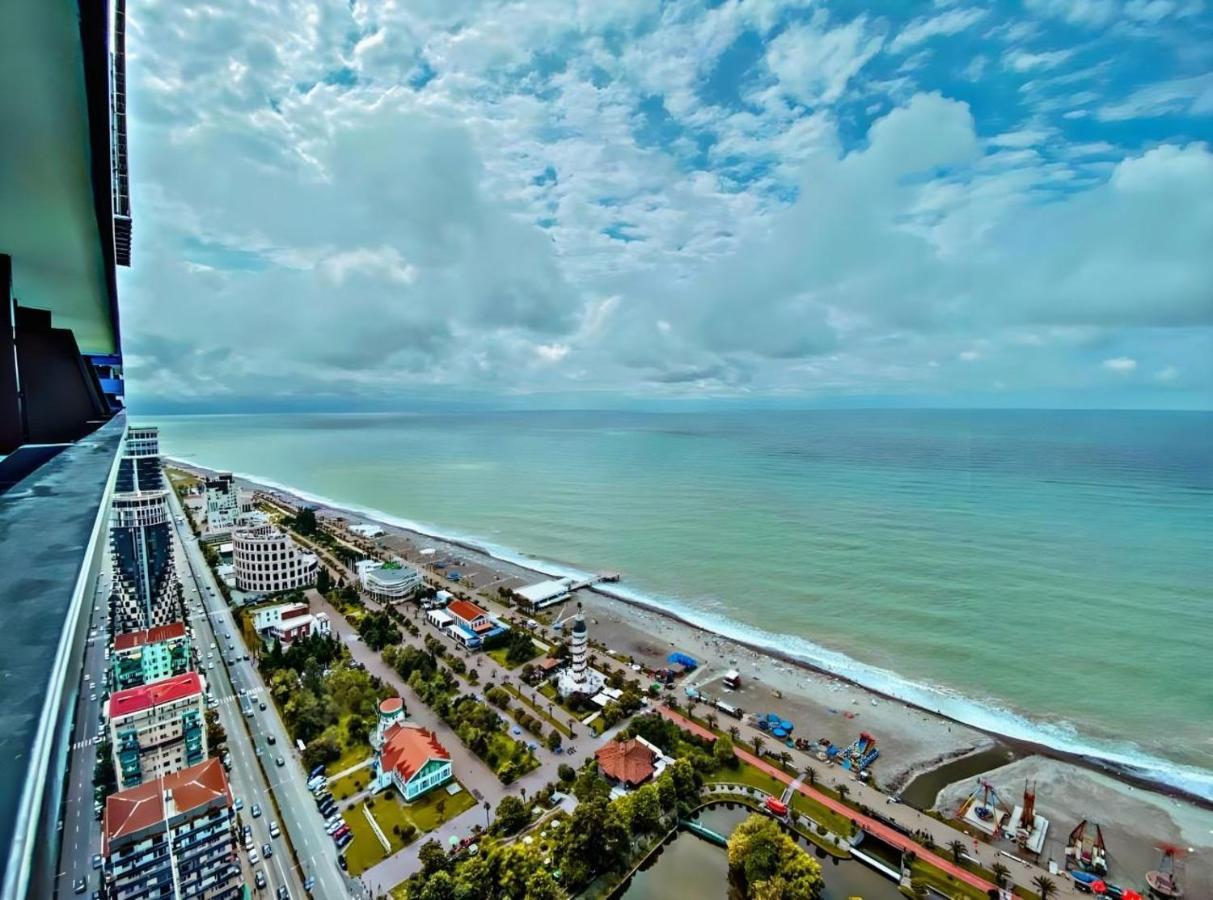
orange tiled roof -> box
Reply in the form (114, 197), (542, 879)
(103, 758), (230, 851)
(595, 738), (656, 785)
(112, 621), (187, 651)
(380, 724), (450, 782)
(446, 599), (488, 625)
(109, 671), (202, 717)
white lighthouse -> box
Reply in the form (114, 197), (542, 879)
(557, 603), (604, 697)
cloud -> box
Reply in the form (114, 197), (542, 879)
(1154, 365), (1179, 381)
(1097, 73), (1213, 121)
(890, 8), (987, 53)
(1103, 356), (1138, 371)
(1003, 48), (1076, 72)
(765, 14), (885, 106)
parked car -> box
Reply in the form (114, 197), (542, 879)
(276, 756), (285, 767)
(269, 821), (281, 839)
(91, 854), (102, 870)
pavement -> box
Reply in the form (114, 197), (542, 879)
(53, 571), (111, 899)
(659, 706), (1083, 898)
(167, 488), (359, 899)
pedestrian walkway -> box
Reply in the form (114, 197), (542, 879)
(659, 706), (1004, 897)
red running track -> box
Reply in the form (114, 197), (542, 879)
(658, 706), (997, 896)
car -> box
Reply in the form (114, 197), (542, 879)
(242, 824), (253, 837)
(88, 693), (96, 702)
(262, 842), (273, 858)
(303, 875), (315, 891)
(267, 733), (277, 745)
(91, 854), (102, 870)
(251, 803), (262, 818)
(333, 827), (350, 842)
(276, 756), (285, 767)
(277, 887), (291, 900)
(336, 832), (352, 849)
(259, 701), (267, 710)
(234, 797), (244, 811)
(269, 821), (281, 838)
(73, 877), (86, 894)
(336, 855), (347, 871)
(248, 849), (259, 864)
(243, 836), (255, 852)
(255, 870), (267, 890)
(319, 803), (336, 819)
(325, 821), (342, 835)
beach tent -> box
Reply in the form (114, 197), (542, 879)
(668, 652), (698, 669)
(771, 727), (787, 738)
(780, 719), (794, 732)
(766, 713), (781, 723)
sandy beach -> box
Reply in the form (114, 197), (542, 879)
(177, 462), (1213, 895)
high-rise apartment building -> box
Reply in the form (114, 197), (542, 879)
(111, 622), (191, 691)
(232, 523), (318, 594)
(108, 672), (207, 789)
(102, 759), (240, 900)
(110, 426), (182, 632)
(203, 472), (238, 534)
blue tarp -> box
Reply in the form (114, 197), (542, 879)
(668, 652), (698, 668)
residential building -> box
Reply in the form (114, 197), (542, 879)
(252, 601), (330, 646)
(595, 737), (668, 790)
(443, 599), (506, 650)
(232, 523), (317, 594)
(203, 472), (239, 533)
(108, 672), (207, 789)
(111, 621), (191, 690)
(103, 758), (241, 900)
(357, 558), (423, 602)
(370, 723), (452, 801)
(1, 1), (131, 891)
(110, 427), (182, 633)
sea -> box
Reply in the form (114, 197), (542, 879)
(153, 409), (1213, 800)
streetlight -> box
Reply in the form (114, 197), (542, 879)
(483, 801), (491, 829)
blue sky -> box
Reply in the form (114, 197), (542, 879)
(119, 0), (1213, 411)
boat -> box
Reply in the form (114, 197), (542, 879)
(1145, 847), (1183, 898)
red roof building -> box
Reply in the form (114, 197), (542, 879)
(109, 671), (203, 718)
(376, 724), (453, 801)
(446, 599), (493, 634)
(595, 738), (658, 787)
(112, 621), (187, 652)
(104, 757), (232, 849)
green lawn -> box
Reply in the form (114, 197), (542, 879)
(328, 722), (373, 775)
(401, 782), (477, 831)
(341, 804), (391, 876)
(329, 769), (371, 801)
(502, 684), (573, 738)
(344, 784), (478, 877)
(705, 761), (856, 838)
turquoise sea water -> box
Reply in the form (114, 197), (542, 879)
(155, 410), (1213, 797)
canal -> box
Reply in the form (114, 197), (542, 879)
(622, 804), (905, 899)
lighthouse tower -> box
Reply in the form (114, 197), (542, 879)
(373, 697), (405, 750)
(557, 603), (604, 697)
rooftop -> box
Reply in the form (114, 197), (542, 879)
(103, 758), (230, 850)
(447, 599), (489, 625)
(379, 697), (403, 715)
(112, 621), (187, 652)
(109, 671), (202, 718)
(595, 738), (657, 786)
(380, 724), (450, 783)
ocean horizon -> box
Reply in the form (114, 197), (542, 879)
(153, 409), (1213, 800)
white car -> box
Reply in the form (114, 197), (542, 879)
(248, 849), (259, 864)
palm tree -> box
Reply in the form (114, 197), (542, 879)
(778, 750), (792, 769)
(991, 862), (1010, 887)
(836, 783), (850, 803)
(752, 737), (766, 758)
(802, 766), (817, 788)
(947, 839), (966, 864)
(1033, 876), (1057, 900)
(728, 725), (741, 742)
(705, 713), (718, 731)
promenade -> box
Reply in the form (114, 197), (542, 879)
(659, 707), (1080, 898)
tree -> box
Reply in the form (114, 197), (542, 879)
(451, 855), (492, 900)
(713, 732), (737, 770)
(293, 507), (318, 536)
(948, 839), (966, 864)
(302, 735), (341, 771)
(629, 783), (664, 834)
(544, 728), (562, 752)
(557, 798), (628, 887)
(752, 736), (765, 758)
(316, 567), (332, 594)
(802, 765), (817, 787)
(418, 870), (455, 900)
(991, 862), (1010, 887)
(492, 795), (530, 836)
(522, 869), (563, 900)
(836, 783), (850, 803)
(557, 763), (576, 783)
(418, 838), (450, 877)
(727, 813), (824, 899)
(1033, 876), (1057, 900)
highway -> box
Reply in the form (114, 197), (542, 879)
(166, 486), (359, 899)
(54, 571), (111, 899)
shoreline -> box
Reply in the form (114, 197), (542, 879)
(168, 457), (1211, 811)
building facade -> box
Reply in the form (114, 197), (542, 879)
(204, 472), (239, 533)
(252, 601), (330, 646)
(357, 559), (423, 602)
(443, 599), (505, 650)
(108, 672), (206, 789)
(103, 758), (241, 900)
(110, 426), (182, 632)
(232, 524), (317, 594)
(111, 622), (191, 691)
(371, 724), (452, 801)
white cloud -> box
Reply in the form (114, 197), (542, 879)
(1003, 48), (1076, 72)
(1025, 0), (1120, 27)
(535, 343), (571, 363)
(1154, 365), (1179, 381)
(959, 349), (982, 361)
(1103, 356), (1138, 371)
(766, 15), (885, 106)
(891, 8), (987, 53)
(1097, 74), (1213, 121)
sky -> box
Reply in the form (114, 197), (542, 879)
(119, 0), (1213, 412)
